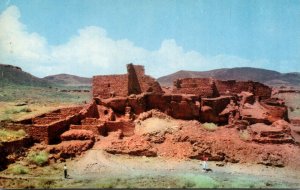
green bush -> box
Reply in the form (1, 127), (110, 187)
(202, 122), (218, 131)
(10, 164), (29, 175)
(28, 151), (49, 166)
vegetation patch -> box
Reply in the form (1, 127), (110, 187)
(27, 151), (49, 166)
(9, 164), (29, 175)
(202, 122), (218, 131)
(0, 129), (26, 142)
(4, 107), (32, 114)
(180, 174), (219, 188)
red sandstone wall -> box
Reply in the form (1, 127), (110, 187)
(92, 74), (128, 98)
(252, 82), (272, 99)
(172, 78), (218, 98)
(92, 64), (162, 99)
(79, 101), (99, 119)
(23, 106), (87, 144)
(70, 124), (107, 136)
(129, 64), (163, 94)
(127, 64), (142, 95)
(215, 80), (249, 95)
(215, 80), (271, 99)
(105, 121), (135, 136)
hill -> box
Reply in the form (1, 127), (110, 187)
(157, 67), (300, 87)
(44, 74), (92, 86)
(0, 64), (52, 87)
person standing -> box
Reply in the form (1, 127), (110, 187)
(202, 157), (209, 172)
(64, 164), (68, 179)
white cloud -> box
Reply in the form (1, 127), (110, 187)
(0, 5), (277, 78)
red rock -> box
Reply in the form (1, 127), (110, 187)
(60, 129), (95, 141)
(47, 140), (94, 158)
(104, 135), (157, 157)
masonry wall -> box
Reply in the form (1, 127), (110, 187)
(92, 74), (128, 98)
(215, 80), (271, 99)
(129, 64), (163, 94)
(105, 121), (135, 136)
(172, 78), (219, 98)
(127, 64), (142, 95)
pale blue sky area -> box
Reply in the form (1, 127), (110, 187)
(0, 0), (299, 77)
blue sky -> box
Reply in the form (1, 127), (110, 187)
(0, 0), (299, 78)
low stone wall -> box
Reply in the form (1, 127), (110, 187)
(105, 121), (135, 136)
(172, 78), (219, 98)
(70, 124), (107, 136)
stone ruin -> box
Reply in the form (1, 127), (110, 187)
(3, 63), (299, 166)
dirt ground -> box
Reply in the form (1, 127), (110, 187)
(1, 144), (300, 188)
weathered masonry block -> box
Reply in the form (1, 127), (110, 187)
(92, 64), (162, 99)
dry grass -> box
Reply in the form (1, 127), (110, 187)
(0, 128), (26, 142)
(239, 130), (251, 141)
(27, 151), (49, 166)
(9, 164), (29, 175)
(202, 122), (218, 131)
(0, 85), (91, 122)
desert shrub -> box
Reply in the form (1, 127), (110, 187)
(202, 122), (218, 131)
(28, 151), (49, 166)
(183, 180), (196, 188)
(20, 107), (32, 113)
(181, 174), (219, 188)
(38, 179), (55, 188)
(289, 107), (295, 112)
(10, 164), (29, 174)
(4, 107), (32, 114)
(239, 130), (251, 141)
(0, 129), (26, 141)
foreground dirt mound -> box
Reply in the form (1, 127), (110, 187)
(47, 140), (94, 158)
(60, 129), (95, 141)
(249, 120), (293, 144)
(105, 135), (157, 157)
(97, 118), (300, 169)
(134, 110), (180, 143)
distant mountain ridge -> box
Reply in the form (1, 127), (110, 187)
(0, 64), (51, 87)
(44, 74), (91, 86)
(157, 67), (300, 87)
(0, 64), (92, 87)
(1, 64), (299, 88)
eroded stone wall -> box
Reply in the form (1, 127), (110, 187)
(172, 78), (219, 98)
(92, 74), (128, 99)
(93, 64), (162, 99)
(215, 80), (271, 99)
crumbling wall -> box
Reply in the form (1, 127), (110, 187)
(127, 64), (163, 94)
(200, 96), (232, 124)
(172, 78), (219, 98)
(92, 74), (128, 98)
(252, 82), (272, 99)
(92, 64), (162, 99)
(105, 121), (135, 136)
(79, 101), (99, 119)
(23, 107), (86, 144)
(127, 64), (142, 95)
(215, 80), (249, 95)
(70, 124), (107, 136)
(215, 80), (271, 99)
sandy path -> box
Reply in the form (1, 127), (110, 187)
(67, 145), (300, 186)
